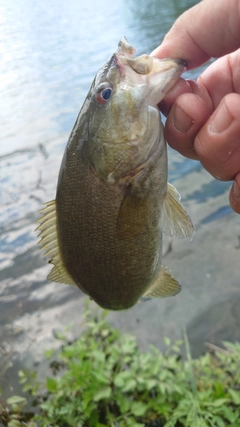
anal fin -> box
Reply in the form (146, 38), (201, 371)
(160, 182), (195, 240)
(143, 266), (181, 298)
(35, 200), (77, 287)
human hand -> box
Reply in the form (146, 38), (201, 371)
(152, 0), (240, 213)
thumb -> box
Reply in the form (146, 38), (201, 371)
(229, 174), (240, 214)
(194, 93), (240, 181)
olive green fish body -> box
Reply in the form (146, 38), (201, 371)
(56, 123), (166, 309)
(36, 38), (194, 311)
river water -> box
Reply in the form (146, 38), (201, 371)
(1, 0), (240, 400)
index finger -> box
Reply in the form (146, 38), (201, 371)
(152, 0), (240, 69)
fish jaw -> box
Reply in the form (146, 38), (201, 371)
(144, 57), (187, 106)
(114, 37), (187, 106)
(120, 55), (187, 107)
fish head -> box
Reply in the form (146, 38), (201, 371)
(84, 37), (186, 185)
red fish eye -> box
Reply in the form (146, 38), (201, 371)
(96, 87), (112, 105)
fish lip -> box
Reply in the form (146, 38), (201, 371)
(107, 53), (126, 77)
(151, 57), (188, 70)
(107, 53), (125, 77)
(115, 54), (126, 76)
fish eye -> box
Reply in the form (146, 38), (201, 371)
(102, 88), (112, 100)
(96, 85), (113, 105)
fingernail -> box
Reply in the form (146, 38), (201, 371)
(233, 181), (240, 199)
(210, 104), (233, 133)
(173, 105), (193, 132)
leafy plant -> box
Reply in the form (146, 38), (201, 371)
(1, 303), (240, 426)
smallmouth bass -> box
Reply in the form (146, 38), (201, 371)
(36, 37), (194, 310)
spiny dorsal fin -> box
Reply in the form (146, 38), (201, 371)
(35, 200), (76, 286)
(143, 265), (181, 298)
(159, 183), (195, 240)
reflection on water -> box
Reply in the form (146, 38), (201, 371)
(0, 0), (239, 400)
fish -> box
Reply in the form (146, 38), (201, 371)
(36, 37), (194, 311)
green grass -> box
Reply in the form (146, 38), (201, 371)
(1, 303), (240, 427)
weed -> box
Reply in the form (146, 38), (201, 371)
(1, 304), (240, 426)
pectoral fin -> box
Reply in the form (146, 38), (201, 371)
(160, 183), (195, 240)
(35, 200), (77, 286)
(143, 266), (181, 298)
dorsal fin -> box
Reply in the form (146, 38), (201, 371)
(159, 183), (195, 240)
(35, 200), (76, 286)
